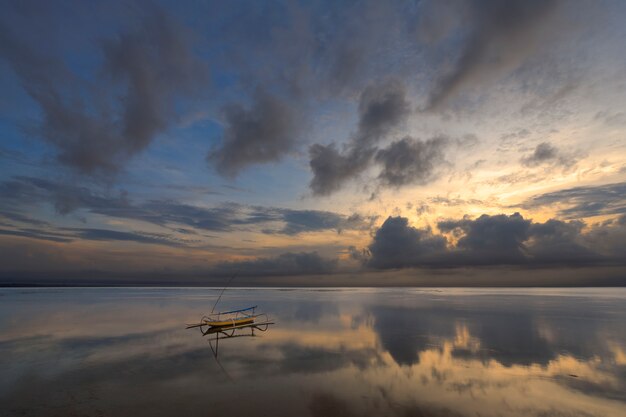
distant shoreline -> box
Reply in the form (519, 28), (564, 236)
(2, 283), (625, 288)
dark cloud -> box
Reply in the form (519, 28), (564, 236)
(0, 176), (371, 236)
(500, 128), (531, 144)
(207, 90), (300, 177)
(584, 215), (626, 261)
(216, 2), (418, 98)
(348, 246), (369, 263)
(272, 210), (374, 235)
(520, 142), (580, 168)
(521, 182), (626, 218)
(439, 213), (608, 266)
(210, 252), (338, 277)
(20, 226), (195, 247)
(309, 80), (415, 195)
(0, 8), (206, 175)
(202, 5), (419, 179)
(100, 11), (206, 157)
(0, 228), (73, 243)
(527, 219), (600, 263)
(355, 79), (411, 146)
(72, 228), (190, 247)
(216, 0), (587, 119)
(308, 144), (374, 196)
(106, 202), (371, 236)
(0, 211), (50, 227)
(109, 200), (239, 232)
(0, 223), (196, 247)
(521, 142), (559, 166)
(365, 212), (626, 269)
(0, 175), (128, 215)
(367, 216), (448, 269)
(425, 0), (561, 109)
(375, 136), (448, 186)
(438, 213), (532, 264)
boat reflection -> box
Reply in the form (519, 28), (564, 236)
(202, 319), (274, 358)
(186, 305), (275, 357)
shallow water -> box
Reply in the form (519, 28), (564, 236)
(1, 287), (625, 417)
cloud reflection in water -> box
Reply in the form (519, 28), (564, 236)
(0, 288), (625, 416)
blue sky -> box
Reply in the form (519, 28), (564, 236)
(1, 0), (626, 285)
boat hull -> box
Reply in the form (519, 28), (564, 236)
(205, 316), (255, 327)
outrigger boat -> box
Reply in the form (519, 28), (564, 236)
(186, 305), (263, 330)
(186, 305), (274, 334)
(186, 305), (275, 359)
(185, 278), (274, 361)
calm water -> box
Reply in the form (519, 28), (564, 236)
(1, 287), (625, 417)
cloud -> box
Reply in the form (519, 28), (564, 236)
(439, 213), (608, 266)
(309, 134), (454, 195)
(0, 211), (50, 227)
(415, 0), (464, 45)
(309, 80), (417, 195)
(0, 8), (206, 175)
(0, 228), (73, 243)
(72, 228), (191, 247)
(210, 252), (338, 276)
(198, 4), (423, 182)
(521, 182), (626, 218)
(521, 142), (558, 166)
(308, 144), (374, 196)
(0, 175), (128, 215)
(216, 2), (420, 98)
(527, 219), (600, 263)
(427, 196), (485, 208)
(520, 142), (581, 168)
(0, 176), (371, 236)
(207, 90), (300, 177)
(354, 79), (411, 146)
(366, 216), (448, 269)
(595, 110), (626, 126)
(582, 214), (626, 261)
(425, 0), (561, 109)
(438, 213), (532, 264)
(271, 210), (375, 235)
(364, 212), (626, 269)
(375, 136), (448, 186)
(0, 224), (194, 247)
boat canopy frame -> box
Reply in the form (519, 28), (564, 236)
(202, 305), (257, 323)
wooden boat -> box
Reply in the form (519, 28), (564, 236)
(186, 304), (275, 360)
(186, 306), (259, 329)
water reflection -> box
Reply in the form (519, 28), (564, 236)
(0, 288), (625, 416)
(197, 319), (274, 358)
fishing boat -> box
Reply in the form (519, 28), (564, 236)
(186, 306), (260, 329)
(185, 276), (274, 357)
(185, 284), (275, 362)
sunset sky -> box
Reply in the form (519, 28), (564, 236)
(1, 0), (625, 285)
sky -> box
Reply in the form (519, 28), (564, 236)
(1, 0), (626, 286)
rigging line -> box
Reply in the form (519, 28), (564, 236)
(210, 273), (237, 314)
